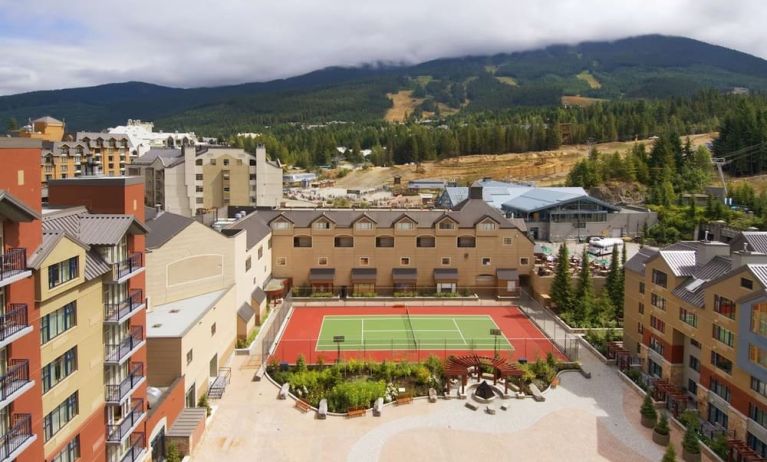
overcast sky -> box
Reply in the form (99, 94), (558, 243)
(0, 0), (765, 96)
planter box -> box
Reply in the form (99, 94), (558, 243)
(682, 449), (701, 462)
(641, 414), (656, 428)
(652, 430), (670, 446)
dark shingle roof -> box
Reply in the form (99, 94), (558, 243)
(133, 148), (185, 167)
(237, 302), (255, 322)
(671, 256), (732, 307)
(145, 209), (195, 249)
(624, 247), (658, 275)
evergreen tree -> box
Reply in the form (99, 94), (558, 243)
(550, 244), (573, 314)
(606, 247), (622, 311)
(574, 248), (594, 324)
(661, 445), (676, 462)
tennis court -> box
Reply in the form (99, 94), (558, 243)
(316, 314), (514, 351)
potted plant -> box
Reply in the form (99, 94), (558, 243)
(653, 412), (670, 446)
(682, 419), (701, 462)
(641, 393), (657, 428)
(662, 444), (676, 462)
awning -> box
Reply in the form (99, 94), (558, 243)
(309, 268), (335, 283)
(433, 268), (458, 282)
(351, 268), (377, 283)
(251, 287), (267, 304)
(392, 268), (417, 283)
(496, 269), (518, 281)
(237, 302), (255, 322)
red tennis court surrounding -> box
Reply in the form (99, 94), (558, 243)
(269, 305), (567, 364)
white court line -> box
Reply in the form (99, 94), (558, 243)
(319, 315), (491, 320)
(361, 318), (364, 344)
(452, 319), (467, 345)
(314, 316), (328, 352)
(361, 329), (461, 333)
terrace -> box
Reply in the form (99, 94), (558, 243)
(104, 289), (145, 324)
(105, 363), (145, 404)
(112, 252), (144, 283)
(0, 414), (35, 461)
(104, 326), (145, 365)
(0, 304), (32, 350)
(106, 399), (145, 445)
(0, 360), (33, 409)
(0, 249), (30, 288)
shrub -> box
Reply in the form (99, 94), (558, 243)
(166, 442), (182, 462)
(326, 379), (386, 412)
(641, 393), (657, 421)
(654, 412), (669, 436)
(661, 444), (676, 462)
(198, 394), (212, 416)
(296, 354), (307, 372)
(682, 421), (701, 454)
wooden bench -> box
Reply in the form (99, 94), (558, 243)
(295, 400), (311, 413)
(347, 407), (366, 418)
(530, 384), (545, 402)
(317, 399), (327, 419)
(373, 398), (384, 417)
(396, 395), (413, 405)
(464, 402), (478, 411)
(278, 383), (290, 400)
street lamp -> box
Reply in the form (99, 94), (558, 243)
(490, 328), (502, 358)
(333, 335), (345, 364)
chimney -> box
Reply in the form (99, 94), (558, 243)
(732, 249), (767, 269)
(469, 183), (483, 200)
(694, 240), (730, 266)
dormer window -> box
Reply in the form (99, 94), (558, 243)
(438, 221), (455, 230)
(313, 220), (330, 230)
(355, 221), (373, 230)
(479, 222), (496, 231)
(271, 220), (290, 230)
(396, 221), (414, 230)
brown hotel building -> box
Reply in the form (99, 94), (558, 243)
(624, 233), (767, 457)
(231, 185), (534, 296)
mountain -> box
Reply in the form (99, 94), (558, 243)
(1, 35), (767, 134)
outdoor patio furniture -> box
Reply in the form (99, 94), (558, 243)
(318, 399), (327, 419)
(278, 383), (289, 399)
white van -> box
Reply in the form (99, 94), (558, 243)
(587, 238), (624, 257)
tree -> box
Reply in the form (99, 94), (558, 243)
(550, 244), (573, 313)
(574, 248), (595, 324)
(641, 393), (657, 422)
(655, 412), (670, 436)
(6, 117), (18, 132)
(606, 247), (622, 311)
(661, 445), (676, 462)
(166, 442), (182, 462)
(682, 420), (701, 456)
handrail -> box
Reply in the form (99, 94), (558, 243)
(0, 249), (26, 280)
(0, 304), (28, 341)
(104, 290), (144, 323)
(106, 400), (144, 443)
(105, 363), (144, 402)
(105, 326), (144, 363)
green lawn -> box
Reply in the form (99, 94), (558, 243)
(316, 315), (513, 351)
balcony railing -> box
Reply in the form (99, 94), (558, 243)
(105, 363), (144, 403)
(0, 249), (26, 282)
(0, 414), (34, 460)
(113, 253), (143, 281)
(105, 326), (144, 364)
(104, 290), (144, 323)
(120, 433), (146, 462)
(0, 360), (30, 403)
(106, 399), (145, 444)
(0, 305), (29, 343)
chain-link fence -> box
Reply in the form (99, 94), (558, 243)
(259, 291), (293, 363)
(518, 288), (580, 361)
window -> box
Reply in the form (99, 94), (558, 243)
(196, 186), (203, 192)
(482, 257), (491, 266)
(650, 315), (665, 333)
(396, 221), (414, 231)
(211, 323), (216, 336)
(752, 376), (767, 398)
(712, 351), (733, 374)
(41, 302), (77, 344)
(639, 282), (645, 294)
(258, 247), (263, 260)
(752, 303), (767, 337)
(48, 257), (79, 289)
(196, 198), (203, 204)
(293, 236), (312, 248)
(313, 220), (330, 230)
(44, 392), (78, 441)
(272, 221), (290, 230)
(249, 173), (256, 180)
(691, 338), (701, 349)
(714, 295), (736, 319)
(376, 236), (394, 248)
(639, 302), (644, 314)
(195, 159), (203, 166)
(503, 237), (513, 245)
(416, 236), (435, 248)
(689, 355), (700, 372)
(743, 278), (754, 290)
(334, 236), (354, 248)
(651, 269), (667, 288)
(186, 349), (194, 365)
(679, 307), (698, 327)
(637, 322), (643, 334)
(713, 325), (735, 347)
(50, 435), (80, 462)
(277, 257), (287, 266)
(223, 159), (229, 166)
(750, 344), (767, 369)
(42, 347), (78, 393)
(750, 403), (767, 428)
(648, 359), (662, 377)
(708, 403), (729, 429)
(709, 377), (731, 402)
(650, 293), (666, 311)
(210, 159), (216, 165)
(195, 174), (203, 180)
(355, 221), (373, 230)
(438, 221), (455, 230)
(748, 432), (767, 457)
(359, 257), (369, 266)
(457, 236), (476, 248)
(245, 257), (252, 271)
(400, 257), (410, 266)
(441, 257), (451, 265)
(478, 222), (496, 231)
(688, 379), (697, 395)
(649, 335), (665, 355)
(268, 238), (272, 249)
(318, 257), (328, 266)
(520, 257), (529, 265)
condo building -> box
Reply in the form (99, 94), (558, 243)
(624, 233), (767, 457)
(74, 133), (137, 177)
(14, 116), (65, 142)
(230, 185), (534, 297)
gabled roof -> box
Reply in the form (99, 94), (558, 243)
(671, 256), (732, 307)
(475, 215), (500, 226)
(132, 148), (184, 168)
(145, 208), (195, 249)
(351, 213), (377, 224)
(656, 250), (697, 277)
(28, 230), (89, 269)
(310, 213), (336, 225)
(43, 207), (148, 246)
(738, 232), (767, 254)
(393, 213), (417, 224)
(33, 116), (63, 125)
(0, 190), (40, 222)
(624, 247), (659, 275)
(238, 302), (255, 322)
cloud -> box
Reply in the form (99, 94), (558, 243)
(0, 0), (765, 95)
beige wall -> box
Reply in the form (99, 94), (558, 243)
(200, 151), (253, 210)
(146, 222), (236, 306)
(38, 236), (87, 302)
(235, 232), (271, 309)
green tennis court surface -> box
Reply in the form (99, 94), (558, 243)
(316, 314), (514, 351)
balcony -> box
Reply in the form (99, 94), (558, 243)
(105, 363), (145, 404)
(105, 326), (145, 365)
(119, 433), (146, 462)
(0, 360), (33, 410)
(0, 414), (36, 461)
(0, 305), (32, 350)
(104, 290), (145, 325)
(0, 249), (30, 288)
(106, 399), (145, 445)
(112, 253), (144, 283)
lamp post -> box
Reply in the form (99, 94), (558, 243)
(333, 335), (345, 364)
(490, 328), (502, 358)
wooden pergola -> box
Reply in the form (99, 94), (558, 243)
(727, 438), (767, 462)
(651, 379), (689, 418)
(606, 341), (638, 370)
(444, 355), (523, 394)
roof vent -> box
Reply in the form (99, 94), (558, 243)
(152, 323), (162, 328)
(469, 185), (483, 200)
(170, 309), (180, 314)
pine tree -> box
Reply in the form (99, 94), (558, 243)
(661, 445), (676, 462)
(606, 247), (621, 309)
(574, 248), (594, 325)
(550, 244), (573, 314)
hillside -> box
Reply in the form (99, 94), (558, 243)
(1, 35), (766, 133)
